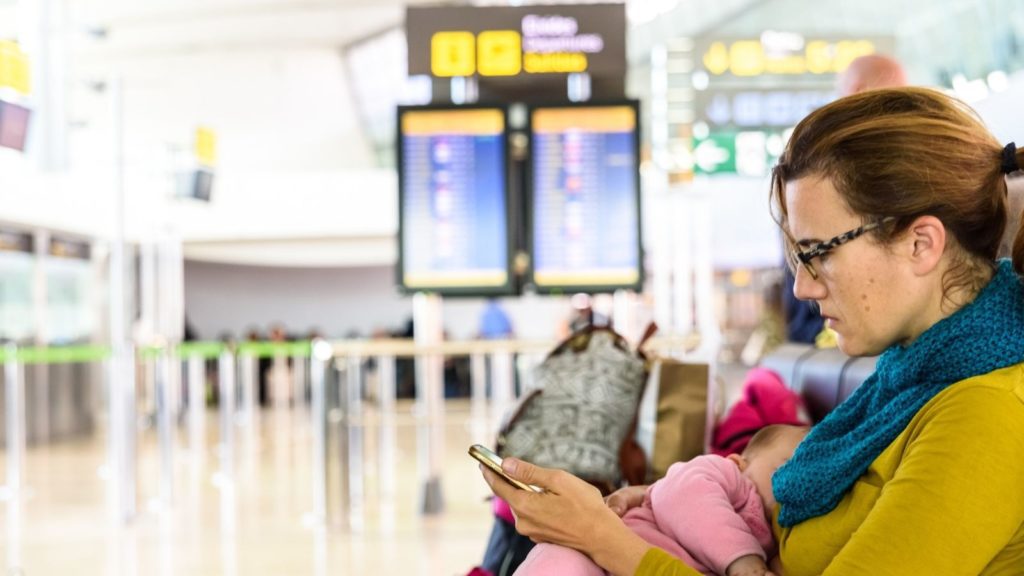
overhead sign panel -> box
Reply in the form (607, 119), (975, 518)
(689, 34), (894, 176)
(699, 36), (885, 78)
(407, 4), (626, 79)
(696, 88), (834, 129)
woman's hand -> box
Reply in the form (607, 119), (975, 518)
(604, 484), (648, 517)
(481, 457), (617, 550)
(480, 457), (654, 576)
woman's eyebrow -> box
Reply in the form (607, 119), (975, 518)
(794, 237), (823, 247)
(784, 228), (822, 247)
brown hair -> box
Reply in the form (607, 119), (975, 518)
(743, 424), (808, 458)
(771, 87), (1024, 297)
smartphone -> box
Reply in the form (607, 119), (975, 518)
(469, 444), (542, 492)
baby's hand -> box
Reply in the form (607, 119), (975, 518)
(603, 484), (646, 517)
(725, 554), (769, 576)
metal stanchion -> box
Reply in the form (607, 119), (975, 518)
(187, 355), (205, 459)
(3, 344), (25, 501)
(170, 353), (183, 423)
(292, 353), (307, 407)
(375, 353), (397, 530)
(470, 352), (487, 414)
(344, 355), (365, 530)
(107, 343), (138, 523)
(271, 353), (289, 410)
(376, 354), (396, 414)
(239, 353), (256, 426)
(489, 350), (514, 423)
(469, 352), (488, 444)
(156, 346), (175, 507)
(310, 340), (331, 524)
(216, 350), (236, 485)
(1, 345), (25, 576)
(143, 354), (157, 428)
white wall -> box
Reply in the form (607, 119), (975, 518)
(973, 70), (1024, 146)
(699, 175), (783, 269)
(2, 45), (400, 264)
(184, 260), (573, 342)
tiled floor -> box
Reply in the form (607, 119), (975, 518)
(1, 399), (498, 575)
(2, 361), (749, 576)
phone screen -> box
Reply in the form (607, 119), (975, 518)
(469, 444), (541, 492)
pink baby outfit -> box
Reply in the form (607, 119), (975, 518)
(514, 455), (775, 576)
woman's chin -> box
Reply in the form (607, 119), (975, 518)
(834, 334), (860, 356)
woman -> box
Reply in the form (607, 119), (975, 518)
(481, 87), (1024, 575)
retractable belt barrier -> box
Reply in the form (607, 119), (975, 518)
(3, 336), (696, 533)
(310, 335), (698, 529)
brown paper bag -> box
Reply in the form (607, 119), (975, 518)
(636, 359), (710, 482)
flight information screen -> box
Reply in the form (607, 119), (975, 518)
(398, 106), (511, 294)
(529, 103), (641, 292)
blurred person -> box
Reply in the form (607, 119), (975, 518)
(783, 53), (908, 343)
(264, 322), (293, 406)
(836, 54), (908, 96)
(567, 293), (609, 333)
(394, 317), (417, 398)
(243, 326), (263, 344)
(479, 298), (514, 340)
(183, 316), (199, 341)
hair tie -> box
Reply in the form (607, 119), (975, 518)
(1002, 142), (1019, 175)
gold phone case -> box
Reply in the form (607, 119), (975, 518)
(469, 444), (541, 492)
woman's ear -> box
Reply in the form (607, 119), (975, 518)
(727, 453), (748, 471)
(904, 215), (947, 276)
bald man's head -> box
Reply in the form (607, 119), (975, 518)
(837, 54), (908, 96)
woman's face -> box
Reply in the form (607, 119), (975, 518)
(785, 175), (927, 356)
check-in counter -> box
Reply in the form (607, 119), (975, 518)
(0, 349), (102, 445)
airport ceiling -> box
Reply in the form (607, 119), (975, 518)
(0, 0), (1015, 88)
(0, 0), (1000, 60)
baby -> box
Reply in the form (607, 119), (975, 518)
(515, 424), (808, 576)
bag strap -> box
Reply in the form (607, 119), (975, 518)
(637, 321), (658, 350)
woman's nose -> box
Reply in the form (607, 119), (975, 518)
(793, 264), (827, 301)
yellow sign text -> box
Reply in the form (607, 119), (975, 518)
(523, 52), (587, 74)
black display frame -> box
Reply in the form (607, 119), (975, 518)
(395, 103), (516, 297)
(525, 99), (644, 294)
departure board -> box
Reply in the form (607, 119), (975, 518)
(398, 106), (512, 294)
(529, 102), (642, 292)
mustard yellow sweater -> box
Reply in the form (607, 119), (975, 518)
(636, 363), (1024, 575)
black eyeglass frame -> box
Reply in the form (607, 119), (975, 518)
(789, 217), (896, 280)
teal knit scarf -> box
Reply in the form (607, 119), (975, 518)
(774, 259), (1024, 527)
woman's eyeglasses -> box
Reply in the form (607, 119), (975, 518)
(789, 218), (895, 280)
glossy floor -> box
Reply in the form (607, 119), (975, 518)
(1, 399), (499, 575)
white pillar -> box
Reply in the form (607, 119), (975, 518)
(19, 0), (69, 171)
(413, 292), (444, 515)
(671, 185), (695, 338)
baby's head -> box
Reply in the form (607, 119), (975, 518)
(727, 425), (808, 513)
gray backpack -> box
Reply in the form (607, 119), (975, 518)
(496, 324), (654, 493)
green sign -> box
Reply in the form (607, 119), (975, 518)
(693, 130), (786, 176)
(693, 133), (736, 175)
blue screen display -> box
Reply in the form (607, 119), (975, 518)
(530, 105), (641, 290)
(400, 108), (509, 291)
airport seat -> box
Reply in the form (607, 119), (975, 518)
(760, 344), (878, 422)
